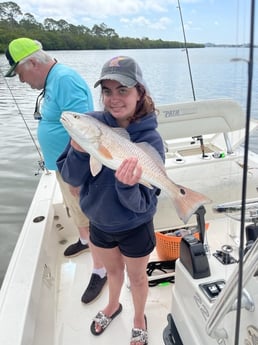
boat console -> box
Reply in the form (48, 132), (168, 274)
(163, 199), (258, 345)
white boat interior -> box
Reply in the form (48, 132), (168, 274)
(1, 99), (258, 345)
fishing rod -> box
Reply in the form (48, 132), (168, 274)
(177, 0), (196, 101)
(234, 0), (255, 344)
(0, 69), (46, 175)
(177, 1), (207, 159)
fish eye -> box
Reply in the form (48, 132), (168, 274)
(74, 115), (80, 119)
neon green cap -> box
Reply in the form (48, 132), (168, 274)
(5, 38), (41, 77)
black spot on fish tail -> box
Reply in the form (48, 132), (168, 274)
(180, 188), (186, 195)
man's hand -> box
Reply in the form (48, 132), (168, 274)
(69, 185), (80, 197)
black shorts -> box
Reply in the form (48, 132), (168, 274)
(89, 220), (156, 258)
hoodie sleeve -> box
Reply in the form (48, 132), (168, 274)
(115, 181), (159, 213)
(57, 141), (91, 187)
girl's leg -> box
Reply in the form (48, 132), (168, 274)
(124, 254), (150, 334)
(91, 243), (125, 333)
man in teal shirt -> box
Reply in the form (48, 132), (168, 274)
(4, 37), (107, 303)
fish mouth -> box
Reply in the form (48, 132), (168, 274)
(61, 112), (82, 126)
(61, 113), (73, 125)
(60, 115), (68, 126)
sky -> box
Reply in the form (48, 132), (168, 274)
(4, 0), (257, 45)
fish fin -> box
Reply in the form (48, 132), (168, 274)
(98, 144), (113, 159)
(90, 156), (103, 176)
(90, 144), (114, 176)
(172, 184), (212, 224)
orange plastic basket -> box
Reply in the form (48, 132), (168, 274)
(155, 224), (209, 261)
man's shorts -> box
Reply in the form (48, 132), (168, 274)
(56, 171), (89, 228)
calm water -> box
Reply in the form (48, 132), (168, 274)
(0, 47), (258, 286)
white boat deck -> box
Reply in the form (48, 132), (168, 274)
(55, 235), (171, 345)
(49, 180), (243, 345)
(23, 179), (245, 345)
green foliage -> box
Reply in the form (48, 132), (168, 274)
(0, 1), (204, 52)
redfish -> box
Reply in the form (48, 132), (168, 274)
(61, 111), (211, 224)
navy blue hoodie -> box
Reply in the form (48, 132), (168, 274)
(57, 111), (165, 232)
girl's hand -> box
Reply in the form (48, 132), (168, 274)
(115, 157), (142, 185)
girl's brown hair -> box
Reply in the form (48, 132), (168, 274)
(127, 83), (155, 123)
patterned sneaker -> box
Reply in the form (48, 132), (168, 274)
(63, 239), (89, 257)
(81, 273), (107, 304)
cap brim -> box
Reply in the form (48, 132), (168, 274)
(94, 74), (137, 88)
(4, 63), (18, 77)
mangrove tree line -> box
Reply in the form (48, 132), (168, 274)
(0, 1), (205, 52)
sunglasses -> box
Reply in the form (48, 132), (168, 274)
(34, 90), (44, 120)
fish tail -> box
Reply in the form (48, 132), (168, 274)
(171, 184), (212, 224)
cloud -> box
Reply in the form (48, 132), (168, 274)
(18, 0), (147, 20)
(27, 0), (174, 33)
(14, 0), (179, 22)
(120, 16), (172, 31)
(121, 16), (150, 27)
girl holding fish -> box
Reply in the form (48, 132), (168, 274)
(57, 56), (165, 345)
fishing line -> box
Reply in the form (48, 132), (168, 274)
(234, 0), (255, 344)
(0, 68), (46, 174)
